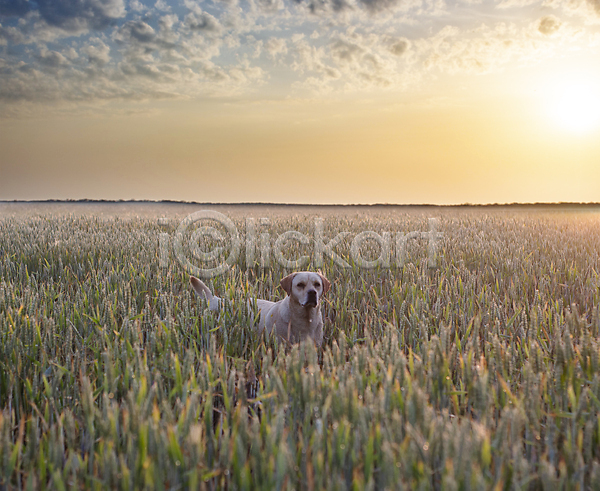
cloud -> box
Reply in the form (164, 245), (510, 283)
(36, 47), (70, 68)
(0, 0), (126, 36)
(330, 37), (365, 64)
(588, 0), (600, 15)
(358, 0), (404, 13)
(113, 15), (187, 65)
(542, 0), (600, 19)
(296, 0), (355, 14)
(253, 0), (285, 12)
(154, 0), (171, 11)
(0, 46), (266, 107)
(0, 0), (266, 110)
(184, 11), (222, 33)
(36, 0), (126, 32)
(420, 24), (516, 73)
(115, 19), (156, 44)
(0, 0), (598, 116)
(537, 15), (561, 35)
(289, 0), (424, 15)
(387, 37), (410, 56)
(0, 22), (26, 45)
(291, 38), (332, 74)
(0, 0), (30, 17)
(290, 28), (418, 93)
(265, 37), (288, 58)
(286, 16), (572, 94)
(497, 0), (540, 8)
(130, 0), (147, 11)
(415, 20), (587, 76)
(83, 39), (111, 66)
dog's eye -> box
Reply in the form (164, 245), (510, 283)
(297, 282), (306, 288)
(313, 282), (321, 288)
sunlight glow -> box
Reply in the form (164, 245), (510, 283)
(548, 79), (600, 134)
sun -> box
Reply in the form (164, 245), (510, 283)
(548, 79), (600, 134)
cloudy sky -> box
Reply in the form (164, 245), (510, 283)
(1, 0), (599, 204)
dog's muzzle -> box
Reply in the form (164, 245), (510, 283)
(302, 290), (318, 308)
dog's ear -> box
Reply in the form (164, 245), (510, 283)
(280, 273), (296, 295)
(318, 273), (331, 295)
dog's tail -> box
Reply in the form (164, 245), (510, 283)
(190, 276), (222, 311)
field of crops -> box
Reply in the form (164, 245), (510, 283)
(2, 203), (600, 490)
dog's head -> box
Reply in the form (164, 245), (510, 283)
(280, 271), (330, 308)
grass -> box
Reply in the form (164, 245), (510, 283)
(1, 206), (600, 489)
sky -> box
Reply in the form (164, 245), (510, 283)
(1, 0), (600, 204)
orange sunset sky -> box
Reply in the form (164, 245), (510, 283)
(1, 0), (600, 204)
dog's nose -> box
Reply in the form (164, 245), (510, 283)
(304, 289), (318, 306)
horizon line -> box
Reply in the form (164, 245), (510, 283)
(2, 199), (600, 208)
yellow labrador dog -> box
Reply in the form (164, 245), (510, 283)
(190, 272), (330, 347)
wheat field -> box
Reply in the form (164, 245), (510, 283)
(1, 203), (600, 489)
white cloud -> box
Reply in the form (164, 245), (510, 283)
(83, 39), (112, 65)
(542, 0), (600, 20)
(252, 0), (286, 12)
(114, 19), (157, 44)
(155, 0), (172, 11)
(497, 0), (540, 9)
(265, 37), (288, 58)
(36, 47), (71, 68)
(330, 36), (365, 64)
(129, 0), (147, 12)
(184, 11), (222, 34)
(415, 22), (561, 74)
(0, 0), (599, 115)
